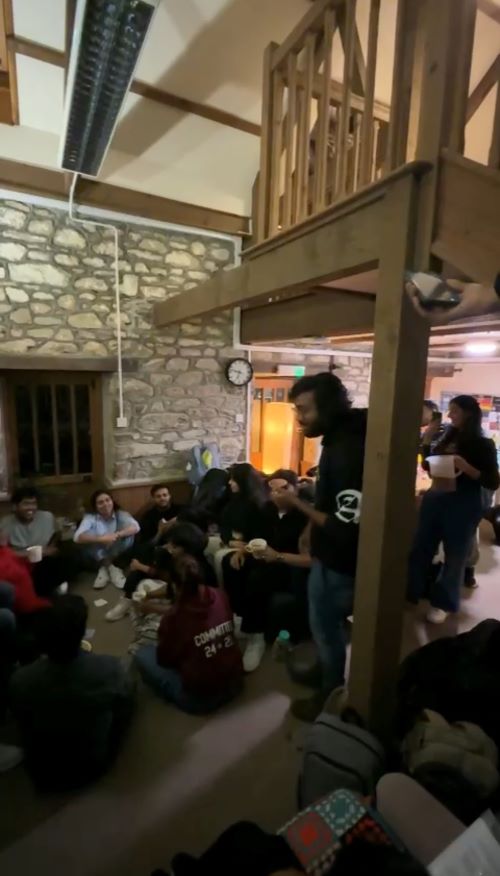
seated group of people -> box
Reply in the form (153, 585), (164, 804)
(0, 465), (313, 786)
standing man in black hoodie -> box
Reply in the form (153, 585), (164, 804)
(273, 372), (366, 721)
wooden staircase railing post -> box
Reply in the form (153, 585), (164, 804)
(256, 42), (279, 243)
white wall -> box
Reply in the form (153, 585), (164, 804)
(430, 362), (500, 401)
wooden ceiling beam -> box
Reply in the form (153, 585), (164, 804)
(240, 289), (375, 343)
(154, 193), (383, 326)
(466, 53), (500, 123)
(477, 0), (500, 23)
(7, 35), (260, 137)
(0, 157), (250, 236)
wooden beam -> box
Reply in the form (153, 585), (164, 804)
(0, 356), (138, 372)
(478, 0), (500, 23)
(385, 0), (418, 170)
(432, 151), (500, 281)
(240, 289), (375, 343)
(154, 179), (399, 326)
(466, 55), (500, 123)
(65, 0), (77, 81)
(256, 43), (278, 242)
(489, 73), (500, 169)
(359, 0), (381, 186)
(271, 0), (334, 71)
(7, 35), (261, 137)
(349, 172), (429, 735)
(129, 80), (260, 137)
(338, 0), (366, 96)
(3, 1), (18, 125)
(447, 0), (476, 154)
(0, 158), (250, 237)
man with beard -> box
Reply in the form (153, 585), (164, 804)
(273, 372), (366, 721)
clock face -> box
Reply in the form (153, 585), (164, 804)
(226, 358), (253, 386)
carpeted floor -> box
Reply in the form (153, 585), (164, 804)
(1, 527), (499, 875)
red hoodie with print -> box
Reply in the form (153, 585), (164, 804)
(0, 546), (50, 615)
(157, 587), (243, 697)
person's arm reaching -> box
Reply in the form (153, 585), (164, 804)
(407, 277), (500, 326)
(272, 492), (328, 528)
(74, 515), (116, 546)
(257, 545), (312, 568)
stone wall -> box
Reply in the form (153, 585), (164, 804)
(0, 198), (246, 482)
(251, 351), (371, 407)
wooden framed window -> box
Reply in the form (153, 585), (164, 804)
(3, 372), (104, 486)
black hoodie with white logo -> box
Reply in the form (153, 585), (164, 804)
(311, 409), (367, 576)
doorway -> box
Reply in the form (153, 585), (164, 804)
(250, 375), (320, 475)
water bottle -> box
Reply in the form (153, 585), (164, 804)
(273, 629), (292, 662)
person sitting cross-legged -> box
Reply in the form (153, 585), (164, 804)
(223, 470), (311, 673)
(0, 487), (69, 598)
(9, 595), (135, 790)
(134, 554), (243, 714)
(74, 490), (139, 591)
(106, 521), (216, 622)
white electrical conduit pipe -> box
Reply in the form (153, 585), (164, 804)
(69, 173), (126, 427)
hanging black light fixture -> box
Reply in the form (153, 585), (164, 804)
(59, 0), (158, 177)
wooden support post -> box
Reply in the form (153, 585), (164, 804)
(349, 173), (430, 735)
(447, 0), (476, 154)
(269, 71), (285, 235)
(334, 0), (356, 198)
(488, 79), (500, 170)
(359, 0), (380, 186)
(385, 0), (418, 171)
(283, 53), (298, 229)
(256, 43), (278, 243)
(412, 0), (458, 268)
(296, 33), (315, 220)
(313, 7), (335, 212)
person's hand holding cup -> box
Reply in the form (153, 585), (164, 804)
(26, 545), (43, 563)
(247, 538), (268, 559)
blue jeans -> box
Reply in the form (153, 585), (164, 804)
(135, 644), (241, 715)
(308, 561), (355, 693)
(408, 490), (482, 612)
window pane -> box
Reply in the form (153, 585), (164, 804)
(14, 385), (35, 475)
(75, 384), (93, 473)
(56, 385), (74, 475)
(37, 385), (55, 476)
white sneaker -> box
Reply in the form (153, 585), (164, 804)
(109, 565), (126, 590)
(426, 607), (448, 624)
(243, 634), (266, 672)
(56, 582), (69, 596)
(0, 743), (23, 773)
(105, 596), (130, 622)
(93, 567), (110, 590)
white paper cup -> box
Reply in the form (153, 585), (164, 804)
(427, 455), (456, 479)
(247, 538), (268, 555)
(26, 545), (43, 563)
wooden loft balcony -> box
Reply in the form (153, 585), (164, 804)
(154, 0), (500, 733)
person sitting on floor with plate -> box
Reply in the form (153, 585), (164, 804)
(223, 469), (311, 673)
(106, 521), (217, 622)
(73, 489), (139, 590)
(0, 487), (69, 598)
(9, 594), (135, 790)
(134, 553), (243, 714)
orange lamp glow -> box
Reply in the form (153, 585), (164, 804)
(261, 402), (295, 473)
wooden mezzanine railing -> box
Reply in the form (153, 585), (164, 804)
(254, 0), (500, 245)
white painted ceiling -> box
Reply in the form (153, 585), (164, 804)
(0, 0), (498, 217)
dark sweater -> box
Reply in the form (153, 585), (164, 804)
(311, 410), (367, 576)
(10, 652), (135, 790)
(219, 497), (272, 545)
(157, 587), (243, 697)
(425, 430), (500, 496)
(137, 503), (181, 544)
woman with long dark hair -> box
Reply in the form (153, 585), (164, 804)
(408, 395), (499, 623)
(74, 490), (139, 591)
(219, 463), (269, 547)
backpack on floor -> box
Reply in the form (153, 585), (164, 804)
(298, 713), (387, 808)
